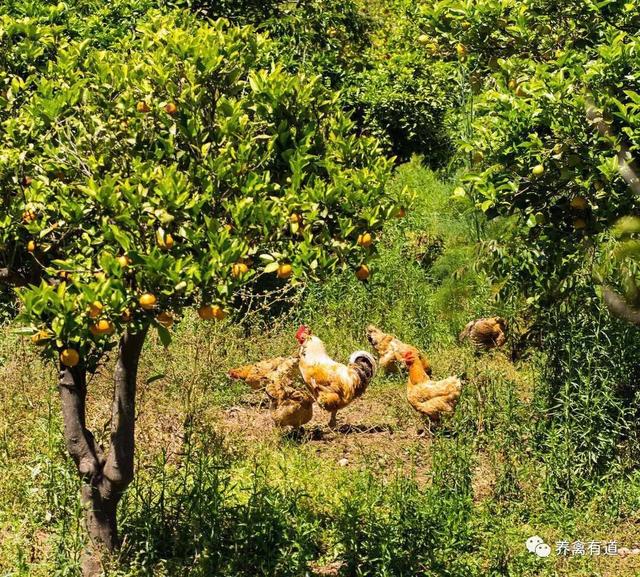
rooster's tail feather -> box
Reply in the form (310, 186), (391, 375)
(348, 350), (377, 397)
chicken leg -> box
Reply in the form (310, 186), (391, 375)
(328, 410), (338, 429)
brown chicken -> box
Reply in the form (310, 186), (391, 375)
(459, 317), (507, 350)
(227, 356), (313, 428)
(227, 356), (298, 390)
(401, 349), (462, 421)
(366, 324), (432, 375)
(296, 325), (377, 428)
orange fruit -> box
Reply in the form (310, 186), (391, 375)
(117, 255), (131, 268)
(27, 240), (36, 253)
(357, 233), (373, 248)
(156, 312), (174, 329)
(60, 348), (80, 368)
(232, 262), (249, 278)
(139, 293), (157, 310)
(289, 213), (301, 224)
(136, 101), (150, 113)
(164, 102), (177, 115)
(90, 320), (114, 336)
(211, 305), (226, 320)
(355, 265), (370, 281)
(198, 305), (215, 320)
(22, 210), (36, 223)
(277, 263), (293, 279)
(573, 218), (587, 230)
(199, 304), (226, 320)
(88, 301), (103, 319)
(156, 230), (174, 250)
(570, 196), (589, 210)
(532, 164), (545, 177)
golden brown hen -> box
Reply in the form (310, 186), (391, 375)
(401, 349), (462, 422)
(296, 325), (376, 428)
(366, 324), (432, 375)
(227, 356), (313, 428)
(459, 317), (507, 350)
(227, 356), (297, 390)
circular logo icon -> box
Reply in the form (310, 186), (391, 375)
(526, 536), (544, 553)
(535, 543), (551, 558)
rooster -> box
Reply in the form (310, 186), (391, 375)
(459, 317), (507, 350)
(295, 325), (377, 428)
(227, 356), (314, 428)
(366, 324), (432, 375)
(401, 349), (462, 422)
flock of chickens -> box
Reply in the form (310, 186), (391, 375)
(227, 317), (507, 431)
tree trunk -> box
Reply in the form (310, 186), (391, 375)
(58, 327), (148, 577)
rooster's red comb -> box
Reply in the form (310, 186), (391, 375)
(295, 324), (310, 342)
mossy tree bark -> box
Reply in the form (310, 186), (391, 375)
(58, 327), (148, 577)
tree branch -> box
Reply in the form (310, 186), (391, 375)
(58, 366), (103, 480)
(101, 327), (148, 494)
(603, 285), (640, 326)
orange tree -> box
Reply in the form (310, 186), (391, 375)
(0, 8), (403, 573)
(415, 0), (640, 318)
(412, 0), (640, 499)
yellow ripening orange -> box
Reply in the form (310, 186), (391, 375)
(232, 262), (249, 278)
(60, 348), (80, 368)
(198, 305), (215, 320)
(531, 164), (545, 177)
(569, 196), (589, 210)
(139, 293), (157, 310)
(164, 102), (178, 115)
(136, 100), (150, 113)
(90, 320), (114, 336)
(355, 264), (370, 281)
(22, 209), (36, 223)
(573, 218), (587, 230)
(117, 255), (131, 268)
(357, 232), (373, 248)
(277, 263), (293, 279)
(27, 240), (36, 253)
(156, 230), (175, 250)
(212, 305), (226, 320)
(88, 301), (103, 319)
(289, 213), (301, 224)
(198, 304), (226, 320)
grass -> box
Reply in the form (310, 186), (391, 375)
(2, 159), (640, 576)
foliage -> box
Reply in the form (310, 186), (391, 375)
(0, 8), (404, 368)
(415, 0), (640, 312)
